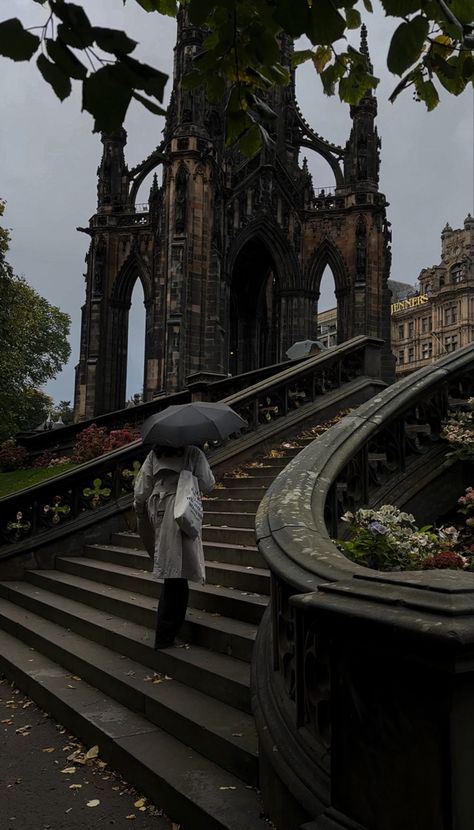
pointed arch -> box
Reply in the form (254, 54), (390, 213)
(227, 216), (300, 289)
(110, 250), (153, 308)
(307, 238), (350, 296)
(308, 239), (351, 345)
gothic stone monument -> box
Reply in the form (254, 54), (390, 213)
(74, 12), (393, 419)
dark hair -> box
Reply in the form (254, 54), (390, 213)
(153, 445), (185, 458)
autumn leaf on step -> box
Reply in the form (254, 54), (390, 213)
(87, 799), (100, 807)
(85, 745), (99, 760)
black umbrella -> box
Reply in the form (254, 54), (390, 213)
(141, 402), (247, 448)
(286, 340), (327, 360)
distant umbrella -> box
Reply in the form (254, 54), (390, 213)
(286, 340), (327, 360)
(141, 402), (247, 448)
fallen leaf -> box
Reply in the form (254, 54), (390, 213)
(126, 815), (136, 820)
(85, 745), (99, 760)
(69, 784), (82, 789)
(87, 799), (100, 807)
(134, 799), (146, 808)
(232, 732), (243, 737)
(15, 724), (32, 734)
(61, 767), (77, 774)
(69, 675), (81, 681)
(219, 786), (237, 790)
(42, 747), (55, 753)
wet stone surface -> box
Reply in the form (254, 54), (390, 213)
(0, 675), (175, 830)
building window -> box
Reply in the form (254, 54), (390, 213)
(421, 316), (432, 333)
(408, 321), (415, 338)
(445, 335), (458, 353)
(451, 264), (463, 283)
(421, 342), (433, 360)
(444, 305), (457, 325)
(398, 350), (405, 365)
(408, 347), (415, 363)
(398, 324), (404, 339)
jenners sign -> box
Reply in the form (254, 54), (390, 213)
(391, 294), (429, 314)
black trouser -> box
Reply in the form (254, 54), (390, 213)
(155, 578), (189, 646)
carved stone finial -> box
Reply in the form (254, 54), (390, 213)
(360, 23), (373, 74)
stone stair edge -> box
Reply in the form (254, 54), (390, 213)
(0, 596), (258, 782)
(0, 627), (266, 830)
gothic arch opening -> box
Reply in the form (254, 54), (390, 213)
(309, 241), (351, 346)
(316, 266), (338, 348)
(126, 279), (146, 401)
(229, 237), (279, 375)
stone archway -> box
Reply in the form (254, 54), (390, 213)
(308, 239), (351, 344)
(229, 237), (279, 375)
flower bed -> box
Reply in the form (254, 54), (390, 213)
(339, 490), (474, 572)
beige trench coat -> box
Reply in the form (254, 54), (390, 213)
(133, 446), (215, 585)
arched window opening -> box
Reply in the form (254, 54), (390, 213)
(126, 279), (146, 402)
(315, 266), (337, 348)
(133, 166), (164, 212)
(230, 238), (279, 375)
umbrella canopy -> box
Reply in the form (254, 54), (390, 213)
(141, 402), (247, 448)
(286, 340), (327, 360)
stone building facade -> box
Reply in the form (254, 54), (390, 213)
(317, 216), (474, 374)
(74, 12), (393, 419)
(393, 215), (474, 375)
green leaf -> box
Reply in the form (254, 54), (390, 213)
(120, 55), (168, 99)
(0, 18), (40, 61)
(309, 0), (347, 45)
(292, 49), (315, 68)
(36, 54), (71, 100)
(188, 0), (217, 25)
(380, 0), (423, 15)
(345, 8), (361, 29)
(225, 109), (252, 147)
(93, 27), (137, 55)
(57, 22), (93, 49)
(273, 0), (311, 38)
(206, 73), (226, 102)
(182, 70), (203, 90)
(131, 90), (167, 115)
(313, 45), (332, 71)
(249, 95), (278, 121)
(50, 2), (93, 35)
(134, 0), (177, 13)
(387, 16), (429, 76)
(46, 38), (87, 80)
(82, 64), (133, 132)
(238, 122), (263, 156)
(362, 0), (373, 10)
(416, 81), (439, 111)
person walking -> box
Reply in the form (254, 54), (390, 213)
(133, 444), (215, 649)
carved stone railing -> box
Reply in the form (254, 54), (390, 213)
(1, 337), (384, 567)
(253, 343), (474, 830)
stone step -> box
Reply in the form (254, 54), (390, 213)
(0, 574), (257, 663)
(1, 578), (253, 712)
(27, 564), (267, 627)
(203, 541), (265, 569)
(111, 533), (264, 569)
(203, 498), (262, 514)
(202, 525), (257, 546)
(204, 511), (256, 529)
(0, 628), (265, 830)
(83, 546), (270, 594)
(212, 486), (268, 501)
(220, 475), (275, 489)
(0, 598), (258, 784)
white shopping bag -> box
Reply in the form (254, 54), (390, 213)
(174, 469), (203, 539)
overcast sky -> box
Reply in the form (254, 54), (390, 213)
(2, 0), (473, 405)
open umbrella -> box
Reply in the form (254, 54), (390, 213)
(286, 340), (327, 360)
(141, 402), (247, 448)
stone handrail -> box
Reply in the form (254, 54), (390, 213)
(253, 342), (474, 830)
(1, 336), (383, 562)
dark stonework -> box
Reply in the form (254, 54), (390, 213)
(74, 14), (392, 419)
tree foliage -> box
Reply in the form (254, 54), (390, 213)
(0, 1), (472, 149)
(0, 200), (71, 441)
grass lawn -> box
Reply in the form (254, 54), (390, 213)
(0, 464), (77, 499)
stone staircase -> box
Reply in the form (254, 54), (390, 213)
(0, 438), (312, 829)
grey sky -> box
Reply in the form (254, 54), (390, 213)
(2, 0), (473, 405)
